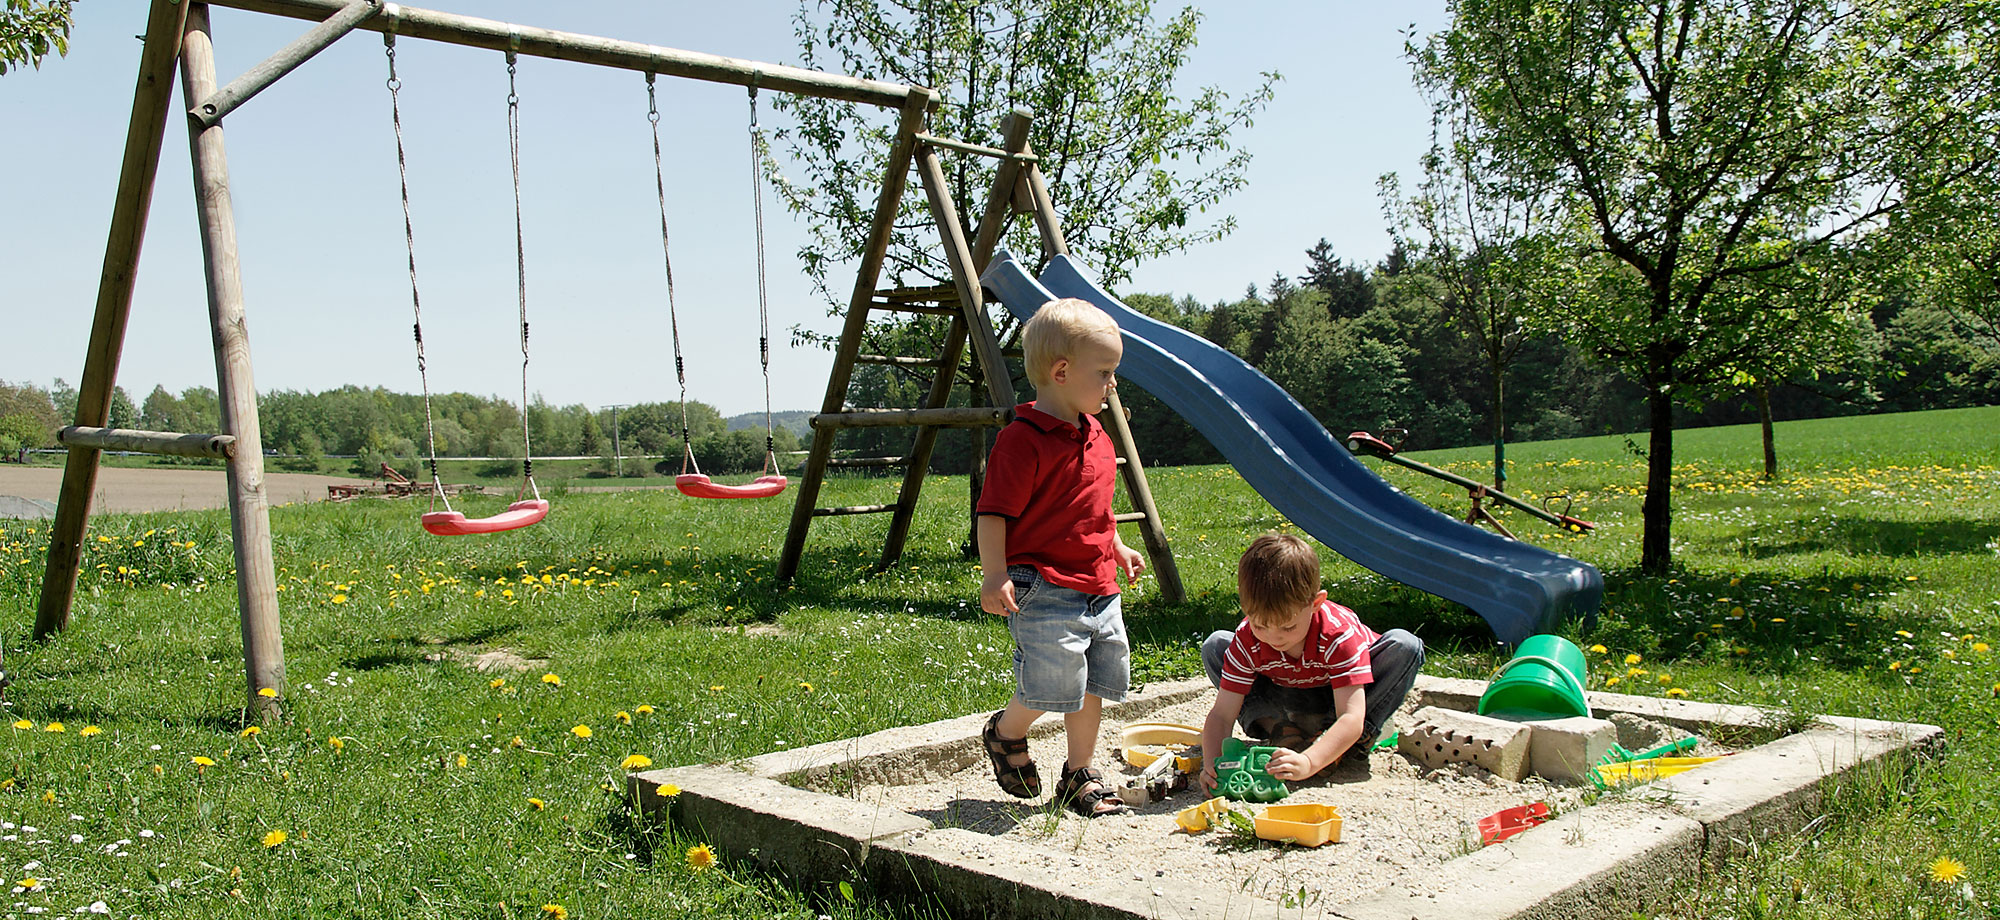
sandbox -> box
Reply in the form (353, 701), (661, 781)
(631, 676), (1938, 919)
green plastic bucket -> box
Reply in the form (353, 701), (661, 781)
(1478, 634), (1589, 720)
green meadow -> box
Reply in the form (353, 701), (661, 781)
(2, 404), (1996, 918)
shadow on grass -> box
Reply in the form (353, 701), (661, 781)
(1732, 516), (2000, 559)
(1586, 568), (1953, 677)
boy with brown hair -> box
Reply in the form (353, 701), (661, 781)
(1199, 532), (1424, 791)
(976, 297), (1146, 818)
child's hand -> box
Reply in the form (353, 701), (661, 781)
(1116, 543), (1146, 582)
(1264, 747), (1320, 782)
(980, 572), (1019, 616)
(1197, 762), (1218, 796)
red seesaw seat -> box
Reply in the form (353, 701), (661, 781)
(421, 499), (551, 536)
(676, 474), (788, 499)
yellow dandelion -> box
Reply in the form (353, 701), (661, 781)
(1666, 688), (1689, 698)
(261, 829), (287, 848)
(528, 797), (545, 810)
(615, 710), (632, 725)
(570, 725), (592, 739)
(1657, 673), (1673, 685)
(1769, 617), (1786, 623)
(1588, 644), (1607, 655)
(12, 719), (33, 731)
(797, 681), (813, 693)
(327, 736), (345, 752)
(1896, 630), (1914, 639)
(257, 687), (278, 699)
(1928, 856), (1966, 883)
(1889, 661), (1903, 671)
(192, 755), (216, 771)
(17, 877), (42, 891)
(79, 725), (102, 737)
(150, 764), (163, 775)
(455, 753), (468, 768)
(1627, 667), (1648, 678)
(509, 735), (525, 748)
(1975, 643), (1990, 654)
(502, 589), (514, 599)
(657, 783), (681, 799)
(1605, 677), (1621, 687)
(620, 754), (653, 771)
(1624, 653), (1642, 666)
(708, 685), (725, 692)
(541, 905), (568, 920)
(686, 844), (717, 871)
(1729, 606), (1745, 617)
(1734, 647), (1750, 656)
(489, 678), (506, 689)
(541, 673), (562, 687)
(634, 705), (655, 715)
(40, 789), (55, 804)
(44, 722), (65, 733)
(240, 726), (261, 737)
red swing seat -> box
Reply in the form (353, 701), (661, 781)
(421, 499), (551, 536)
(676, 474), (788, 499)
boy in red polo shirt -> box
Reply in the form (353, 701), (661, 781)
(976, 297), (1146, 818)
(1198, 533), (1425, 791)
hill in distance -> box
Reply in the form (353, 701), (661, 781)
(724, 410), (814, 440)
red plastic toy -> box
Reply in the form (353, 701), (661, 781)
(1476, 801), (1551, 846)
(421, 499), (551, 536)
(675, 474), (789, 500)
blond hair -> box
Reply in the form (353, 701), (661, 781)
(1237, 533), (1322, 625)
(1021, 298), (1119, 388)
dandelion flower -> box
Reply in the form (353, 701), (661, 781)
(331, 593), (348, 605)
(620, 754), (653, 771)
(1605, 677), (1621, 687)
(1666, 688), (1688, 698)
(708, 685), (725, 692)
(1928, 856), (1966, 883)
(541, 673), (562, 687)
(797, 681), (813, 693)
(257, 687), (278, 699)
(455, 753), (468, 768)
(261, 829), (287, 848)
(17, 877), (42, 891)
(1975, 643), (1990, 654)
(657, 783), (681, 799)
(489, 678), (506, 689)
(634, 705), (655, 715)
(12, 719), (33, 731)
(44, 722), (65, 733)
(541, 905), (568, 920)
(527, 797), (545, 810)
(509, 735), (525, 748)
(1588, 644), (1607, 655)
(686, 844), (717, 870)
(1624, 653), (1642, 666)
(240, 726), (261, 737)
(1730, 606), (1745, 617)
(327, 736), (345, 752)
(40, 789), (55, 804)
(615, 710), (632, 725)
(192, 756), (216, 772)
(79, 726), (102, 737)
(570, 725), (592, 739)
(1657, 673), (1673, 685)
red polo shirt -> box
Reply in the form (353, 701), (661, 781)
(1216, 599), (1377, 695)
(976, 401), (1120, 595)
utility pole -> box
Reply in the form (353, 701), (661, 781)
(604, 404), (628, 477)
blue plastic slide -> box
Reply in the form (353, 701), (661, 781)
(980, 251), (1601, 644)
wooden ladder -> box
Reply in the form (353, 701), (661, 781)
(777, 108), (1184, 602)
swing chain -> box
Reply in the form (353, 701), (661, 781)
(385, 32), (450, 513)
(749, 80), (777, 476)
(646, 73), (697, 474)
(507, 46), (536, 493)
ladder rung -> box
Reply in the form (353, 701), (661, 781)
(59, 426), (236, 459)
(813, 504), (899, 517)
(1000, 348), (1023, 359)
(829, 456), (907, 468)
(1113, 512), (1150, 524)
(877, 284), (957, 303)
(871, 301), (959, 316)
(1115, 456), (1128, 466)
(855, 354), (947, 368)
(812, 407), (1008, 429)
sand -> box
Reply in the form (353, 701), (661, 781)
(0, 465), (361, 515)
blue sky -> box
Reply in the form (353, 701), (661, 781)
(3, 1), (1447, 418)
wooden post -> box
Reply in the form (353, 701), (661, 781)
(181, 3), (285, 720)
(778, 89), (934, 583)
(1102, 390), (1183, 603)
(877, 314), (972, 569)
(914, 145), (1015, 411)
(188, 0), (381, 129)
(35, 0), (192, 641)
(969, 109), (1034, 269)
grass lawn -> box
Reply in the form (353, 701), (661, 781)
(2, 405), (1996, 918)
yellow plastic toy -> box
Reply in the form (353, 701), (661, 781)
(1175, 796), (1231, 833)
(1121, 722), (1203, 773)
(1594, 755), (1721, 788)
(1254, 803), (1343, 847)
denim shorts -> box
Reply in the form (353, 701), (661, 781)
(1006, 565), (1129, 713)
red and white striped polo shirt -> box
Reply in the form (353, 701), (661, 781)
(1217, 598), (1377, 694)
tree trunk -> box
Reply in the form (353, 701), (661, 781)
(1490, 351), (1507, 491)
(1758, 385), (1777, 480)
(1640, 386), (1675, 575)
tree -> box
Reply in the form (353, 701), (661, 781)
(1301, 239), (1376, 320)
(0, 0), (73, 75)
(106, 386), (137, 429)
(50, 378), (77, 421)
(1414, 0), (1971, 574)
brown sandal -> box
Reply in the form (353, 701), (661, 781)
(981, 710), (1039, 798)
(1054, 764), (1128, 818)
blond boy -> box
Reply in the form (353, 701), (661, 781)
(976, 298), (1145, 818)
(1199, 533), (1424, 791)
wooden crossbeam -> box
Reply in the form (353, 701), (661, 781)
(58, 426), (237, 459)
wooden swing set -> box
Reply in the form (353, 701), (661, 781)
(33, 0), (1183, 720)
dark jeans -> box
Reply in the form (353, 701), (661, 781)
(1202, 628), (1425, 747)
